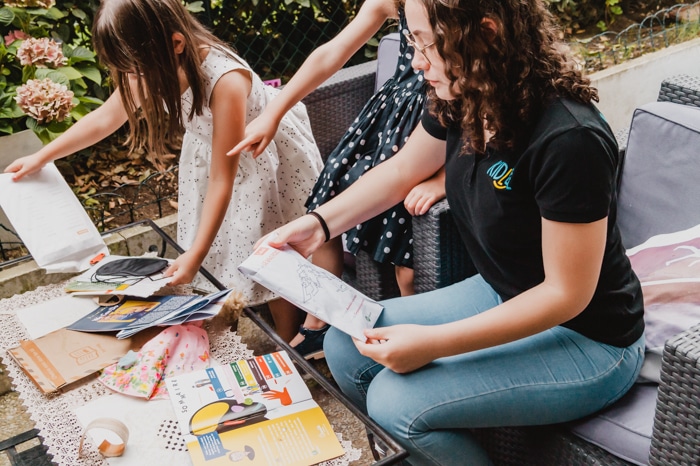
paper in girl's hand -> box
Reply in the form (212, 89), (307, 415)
(238, 238), (383, 340)
(0, 163), (108, 273)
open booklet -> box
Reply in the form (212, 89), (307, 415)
(238, 238), (383, 341)
(66, 288), (232, 339)
(165, 350), (345, 466)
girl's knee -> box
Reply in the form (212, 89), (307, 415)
(323, 327), (360, 382)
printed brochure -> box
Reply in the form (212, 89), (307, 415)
(66, 288), (232, 339)
(238, 237), (383, 340)
(165, 350), (344, 465)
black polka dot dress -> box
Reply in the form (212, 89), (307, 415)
(305, 11), (426, 268)
(179, 47), (323, 304)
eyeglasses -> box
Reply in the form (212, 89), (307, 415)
(403, 30), (435, 65)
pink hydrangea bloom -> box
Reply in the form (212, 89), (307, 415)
(15, 78), (75, 124)
(3, 0), (56, 7)
(4, 30), (29, 46)
(16, 37), (66, 68)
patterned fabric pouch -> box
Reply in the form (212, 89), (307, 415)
(98, 323), (211, 399)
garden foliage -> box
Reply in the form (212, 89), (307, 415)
(0, 0), (628, 143)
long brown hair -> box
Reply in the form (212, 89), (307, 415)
(413, 0), (598, 153)
(92, 0), (231, 155)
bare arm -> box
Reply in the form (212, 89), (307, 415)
(404, 165), (446, 216)
(5, 86), (130, 180)
(165, 69), (250, 285)
(228, 0), (396, 157)
(357, 216), (608, 373)
(267, 122), (446, 255)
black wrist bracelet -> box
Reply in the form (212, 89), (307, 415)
(308, 211), (330, 243)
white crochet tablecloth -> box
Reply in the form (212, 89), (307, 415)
(0, 282), (361, 466)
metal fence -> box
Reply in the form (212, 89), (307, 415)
(198, 0), (387, 83)
(1, 2), (698, 267)
(571, 1), (700, 73)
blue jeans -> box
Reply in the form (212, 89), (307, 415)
(324, 274), (645, 466)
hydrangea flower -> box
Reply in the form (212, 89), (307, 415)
(3, 0), (56, 8)
(16, 37), (66, 68)
(4, 30), (29, 46)
(15, 78), (75, 124)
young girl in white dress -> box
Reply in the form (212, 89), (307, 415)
(5, 0), (322, 341)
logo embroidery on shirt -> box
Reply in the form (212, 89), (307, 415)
(486, 161), (513, 190)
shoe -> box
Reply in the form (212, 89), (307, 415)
(291, 324), (330, 360)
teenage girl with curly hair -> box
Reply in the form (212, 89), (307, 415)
(264, 0), (645, 463)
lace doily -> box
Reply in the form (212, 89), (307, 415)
(0, 282), (361, 465)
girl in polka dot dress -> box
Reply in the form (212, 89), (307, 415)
(230, 0), (445, 358)
(6, 0), (322, 341)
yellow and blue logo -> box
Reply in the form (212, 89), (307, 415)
(486, 160), (513, 190)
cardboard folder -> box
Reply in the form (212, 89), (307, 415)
(8, 326), (159, 394)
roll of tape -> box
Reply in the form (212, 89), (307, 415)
(78, 417), (129, 458)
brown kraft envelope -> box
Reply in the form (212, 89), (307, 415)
(8, 326), (160, 394)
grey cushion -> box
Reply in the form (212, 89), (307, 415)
(568, 384), (657, 466)
(568, 101), (700, 465)
(617, 102), (700, 249)
(375, 32), (400, 92)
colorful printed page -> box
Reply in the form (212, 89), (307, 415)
(66, 289), (232, 338)
(165, 351), (344, 465)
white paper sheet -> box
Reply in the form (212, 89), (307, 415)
(74, 394), (192, 465)
(15, 294), (99, 339)
(238, 238), (383, 340)
(0, 163), (108, 273)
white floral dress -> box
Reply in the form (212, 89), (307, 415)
(178, 47), (322, 304)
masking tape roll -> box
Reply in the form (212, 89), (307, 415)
(78, 417), (129, 458)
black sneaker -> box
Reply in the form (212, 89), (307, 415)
(292, 324), (330, 360)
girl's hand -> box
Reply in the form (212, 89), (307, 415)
(226, 115), (281, 159)
(4, 154), (47, 181)
(353, 324), (438, 373)
(264, 214), (327, 258)
(404, 169), (446, 216)
(164, 250), (203, 286)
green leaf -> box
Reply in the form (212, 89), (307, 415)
(71, 8), (88, 21)
(77, 95), (104, 106)
(35, 68), (70, 86)
(66, 46), (96, 63)
(46, 119), (71, 133)
(0, 7), (15, 26)
(73, 64), (102, 85)
(56, 66), (83, 80)
(0, 103), (25, 119)
(186, 2), (205, 13)
(70, 103), (92, 119)
(45, 6), (67, 20)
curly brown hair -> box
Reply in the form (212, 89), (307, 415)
(411, 0), (598, 153)
(92, 0), (232, 155)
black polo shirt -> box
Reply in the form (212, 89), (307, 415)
(422, 97), (644, 347)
